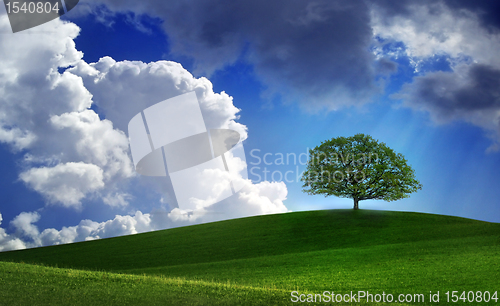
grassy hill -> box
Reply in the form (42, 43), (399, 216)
(0, 209), (499, 305)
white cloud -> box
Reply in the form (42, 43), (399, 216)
(166, 179), (288, 225)
(371, 2), (500, 68)
(0, 210), (148, 250)
(19, 162), (105, 209)
(0, 234), (26, 252)
(102, 192), (132, 207)
(50, 110), (134, 180)
(68, 57), (247, 139)
(10, 212), (41, 243)
(0, 6), (291, 251)
(94, 211), (153, 238)
(0, 10), (134, 208)
(0, 128), (37, 152)
(38, 219), (101, 246)
(0, 210), (152, 250)
(238, 181), (289, 214)
(0, 213), (27, 252)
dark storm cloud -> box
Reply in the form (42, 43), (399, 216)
(395, 63), (500, 121)
(79, 0), (500, 116)
(375, 58), (398, 75)
(81, 0), (377, 109)
(443, 0), (500, 32)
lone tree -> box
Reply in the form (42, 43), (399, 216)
(301, 134), (422, 210)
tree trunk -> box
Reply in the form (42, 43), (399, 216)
(353, 198), (359, 210)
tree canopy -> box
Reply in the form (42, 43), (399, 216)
(301, 134), (422, 209)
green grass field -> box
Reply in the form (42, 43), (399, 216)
(0, 209), (499, 305)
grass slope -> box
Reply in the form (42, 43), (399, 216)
(0, 209), (499, 305)
(0, 261), (288, 306)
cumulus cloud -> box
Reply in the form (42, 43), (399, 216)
(0, 9), (134, 208)
(50, 110), (134, 180)
(19, 162), (105, 209)
(0, 128), (36, 152)
(0, 213), (27, 252)
(10, 212), (41, 243)
(0, 5), (290, 251)
(167, 180), (288, 225)
(69, 57), (247, 138)
(0, 210), (156, 250)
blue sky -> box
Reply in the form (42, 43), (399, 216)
(1, 0), (500, 251)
